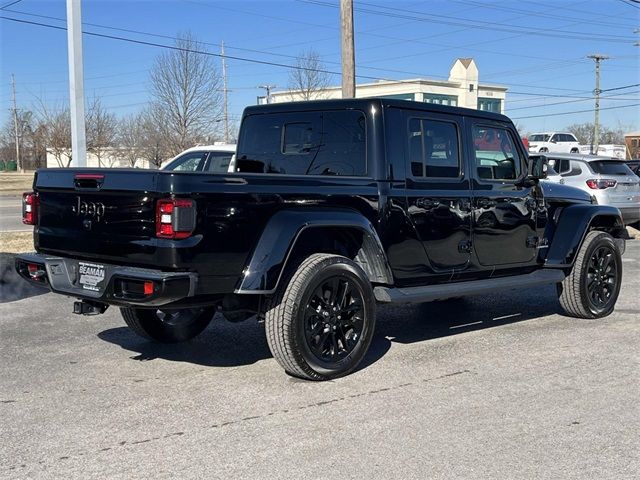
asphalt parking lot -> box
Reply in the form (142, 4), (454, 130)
(1, 243), (638, 479)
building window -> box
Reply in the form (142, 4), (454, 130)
(424, 94), (458, 106)
(478, 98), (501, 113)
(375, 93), (415, 101)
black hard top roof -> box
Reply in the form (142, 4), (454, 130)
(242, 97), (512, 123)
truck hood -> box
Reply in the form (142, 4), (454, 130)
(540, 180), (592, 204)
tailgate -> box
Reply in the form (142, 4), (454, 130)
(34, 169), (160, 267)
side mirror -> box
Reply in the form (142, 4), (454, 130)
(527, 155), (548, 180)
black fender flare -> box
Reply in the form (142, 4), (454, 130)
(545, 204), (626, 268)
(235, 209), (393, 294)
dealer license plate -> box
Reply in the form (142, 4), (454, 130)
(78, 262), (106, 292)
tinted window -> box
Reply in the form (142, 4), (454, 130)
(206, 152), (234, 173)
(164, 152), (208, 171)
(530, 134), (550, 142)
(473, 126), (522, 180)
(408, 118), (460, 178)
(590, 161), (634, 175)
(236, 110), (366, 176)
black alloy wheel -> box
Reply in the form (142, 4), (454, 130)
(585, 245), (618, 310)
(265, 253), (376, 380)
(558, 230), (622, 319)
(302, 275), (365, 365)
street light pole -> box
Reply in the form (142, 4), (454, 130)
(66, 0), (87, 167)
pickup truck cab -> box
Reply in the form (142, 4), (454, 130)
(17, 99), (628, 380)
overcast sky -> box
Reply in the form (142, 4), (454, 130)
(1, 0), (639, 135)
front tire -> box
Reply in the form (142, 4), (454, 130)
(558, 231), (622, 318)
(265, 254), (376, 381)
(120, 307), (215, 343)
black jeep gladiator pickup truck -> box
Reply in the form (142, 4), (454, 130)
(16, 99), (628, 380)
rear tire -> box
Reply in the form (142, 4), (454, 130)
(558, 231), (622, 318)
(265, 254), (376, 381)
(120, 307), (214, 343)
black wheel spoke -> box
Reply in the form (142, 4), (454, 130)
(585, 244), (618, 309)
(303, 273), (366, 364)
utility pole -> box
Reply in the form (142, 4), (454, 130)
(221, 41), (230, 144)
(11, 74), (22, 173)
(340, 0), (355, 98)
(66, 0), (87, 167)
(588, 54), (609, 154)
(258, 84), (276, 104)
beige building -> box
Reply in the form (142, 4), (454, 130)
(46, 148), (150, 169)
(267, 58), (507, 114)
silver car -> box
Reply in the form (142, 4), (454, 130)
(544, 153), (640, 226)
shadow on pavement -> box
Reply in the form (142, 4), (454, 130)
(98, 285), (562, 371)
(0, 253), (48, 303)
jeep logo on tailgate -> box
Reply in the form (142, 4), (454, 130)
(72, 196), (106, 222)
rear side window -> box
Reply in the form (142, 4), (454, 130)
(408, 118), (460, 178)
(473, 125), (522, 181)
(589, 161), (634, 175)
(236, 110), (366, 176)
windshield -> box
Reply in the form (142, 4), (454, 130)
(529, 134), (550, 142)
(589, 161), (634, 175)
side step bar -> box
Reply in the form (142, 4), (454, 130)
(374, 269), (566, 304)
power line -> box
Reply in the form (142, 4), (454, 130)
(511, 103), (640, 120)
(300, 0), (637, 44)
(5, 6), (614, 95)
(7, 6), (588, 84)
(0, 0), (21, 10)
(451, 0), (638, 29)
(507, 90), (640, 112)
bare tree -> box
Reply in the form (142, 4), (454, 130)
(86, 97), (117, 167)
(149, 31), (222, 155)
(566, 122), (627, 148)
(287, 49), (332, 101)
(33, 102), (72, 168)
(0, 110), (47, 169)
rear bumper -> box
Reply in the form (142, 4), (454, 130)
(15, 253), (197, 307)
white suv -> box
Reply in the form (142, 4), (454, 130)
(528, 132), (580, 154)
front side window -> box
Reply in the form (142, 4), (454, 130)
(408, 118), (460, 178)
(473, 125), (522, 180)
(236, 110), (366, 176)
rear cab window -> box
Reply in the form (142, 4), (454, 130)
(235, 110), (367, 176)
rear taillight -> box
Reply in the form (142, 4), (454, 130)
(155, 198), (196, 239)
(22, 192), (39, 225)
(586, 179), (617, 190)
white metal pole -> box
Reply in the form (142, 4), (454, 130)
(66, 0), (87, 167)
